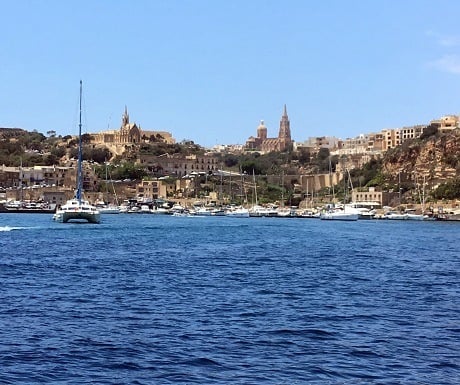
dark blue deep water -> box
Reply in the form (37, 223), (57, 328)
(0, 214), (459, 384)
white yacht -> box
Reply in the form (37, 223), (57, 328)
(384, 211), (408, 220)
(225, 206), (250, 218)
(97, 204), (120, 214)
(53, 81), (100, 224)
(249, 204), (278, 217)
(320, 204), (359, 221)
(405, 209), (429, 221)
(53, 198), (101, 224)
(320, 210), (359, 221)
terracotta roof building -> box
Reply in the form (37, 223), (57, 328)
(245, 105), (292, 152)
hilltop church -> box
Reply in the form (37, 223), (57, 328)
(245, 105), (292, 152)
(90, 107), (175, 155)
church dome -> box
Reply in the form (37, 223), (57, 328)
(257, 120), (267, 130)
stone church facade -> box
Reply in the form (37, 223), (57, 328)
(90, 107), (175, 155)
(245, 105), (292, 152)
(92, 107), (141, 145)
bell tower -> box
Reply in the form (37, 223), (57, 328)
(122, 106), (129, 128)
(278, 104), (291, 140)
(278, 104), (292, 150)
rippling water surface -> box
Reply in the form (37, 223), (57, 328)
(0, 214), (459, 384)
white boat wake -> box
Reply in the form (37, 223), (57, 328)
(0, 226), (30, 232)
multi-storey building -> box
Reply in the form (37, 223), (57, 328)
(303, 136), (340, 150)
(399, 125), (425, 142)
(367, 132), (385, 152)
(0, 164), (98, 192)
(136, 179), (168, 201)
(430, 115), (459, 133)
(337, 134), (370, 155)
(0, 165), (72, 189)
(210, 144), (245, 154)
(137, 153), (218, 178)
(335, 124), (427, 156)
(351, 187), (383, 207)
(382, 128), (401, 151)
(0, 163), (99, 205)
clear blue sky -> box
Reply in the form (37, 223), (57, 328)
(2, 0), (460, 147)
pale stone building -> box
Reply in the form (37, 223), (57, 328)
(0, 164), (75, 189)
(0, 163), (99, 203)
(430, 115), (459, 133)
(90, 107), (175, 156)
(92, 106), (141, 145)
(400, 125), (425, 142)
(351, 187), (383, 208)
(382, 128), (401, 151)
(137, 153), (218, 177)
(136, 179), (168, 201)
(299, 172), (341, 195)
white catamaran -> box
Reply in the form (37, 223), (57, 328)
(53, 81), (101, 224)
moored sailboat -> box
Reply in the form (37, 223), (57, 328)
(320, 163), (358, 221)
(225, 205), (250, 217)
(320, 204), (359, 221)
(53, 81), (101, 224)
(95, 164), (120, 214)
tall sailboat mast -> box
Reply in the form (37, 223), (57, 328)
(253, 169), (258, 206)
(76, 80), (83, 204)
(52, 80), (101, 224)
(19, 157), (23, 201)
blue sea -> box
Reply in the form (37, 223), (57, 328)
(0, 214), (459, 384)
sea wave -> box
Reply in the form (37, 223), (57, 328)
(0, 215), (459, 384)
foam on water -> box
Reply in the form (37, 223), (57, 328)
(0, 226), (29, 232)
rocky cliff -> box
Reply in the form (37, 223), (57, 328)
(382, 130), (460, 188)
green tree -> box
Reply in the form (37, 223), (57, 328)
(433, 178), (460, 200)
(110, 162), (147, 180)
(313, 148), (337, 172)
(43, 154), (59, 166)
(81, 133), (92, 144)
(86, 147), (112, 164)
(297, 148), (311, 164)
(50, 146), (67, 158)
(223, 154), (239, 168)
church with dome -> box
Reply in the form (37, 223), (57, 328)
(245, 105), (293, 152)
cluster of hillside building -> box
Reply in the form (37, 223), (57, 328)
(1, 105), (459, 208)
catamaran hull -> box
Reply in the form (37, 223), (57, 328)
(54, 210), (101, 223)
(320, 212), (359, 221)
